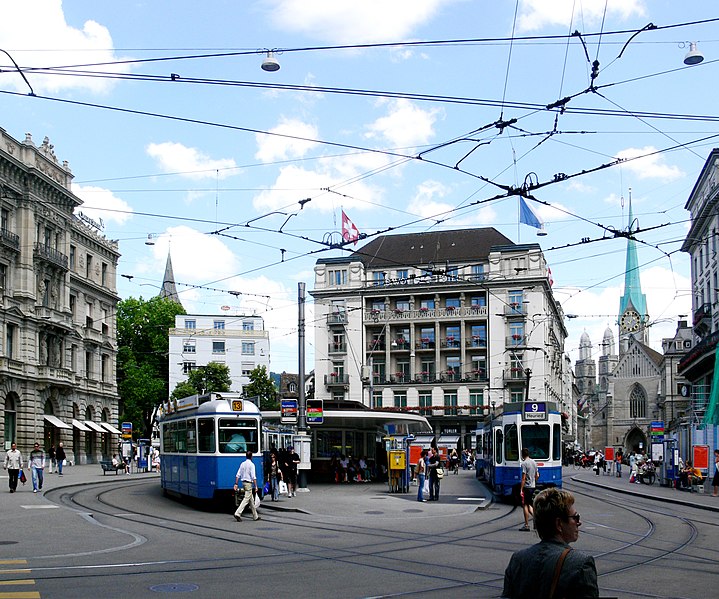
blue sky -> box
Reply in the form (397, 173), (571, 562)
(1, 1), (714, 373)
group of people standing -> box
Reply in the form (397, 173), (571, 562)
(3, 441), (66, 493)
(415, 447), (443, 502)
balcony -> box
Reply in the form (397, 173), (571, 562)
(364, 305), (488, 321)
(415, 339), (435, 350)
(0, 356), (24, 377)
(328, 342), (347, 354)
(440, 371), (461, 382)
(440, 338), (461, 349)
(367, 341), (386, 352)
(391, 373), (410, 384)
(503, 303), (527, 316)
(468, 370), (488, 382)
(693, 303), (712, 336)
(327, 312), (347, 325)
(324, 373), (349, 388)
(0, 228), (19, 251)
(34, 243), (69, 271)
(415, 373), (436, 383)
(504, 367), (527, 383)
(506, 334), (528, 348)
(391, 339), (411, 351)
(36, 365), (74, 388)
(467, 337), (487, 348)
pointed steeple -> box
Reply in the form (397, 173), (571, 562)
(618, 196), (647, 320)
(159, 250), (183, 308)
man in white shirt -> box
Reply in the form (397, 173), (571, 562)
(519, 448), (538, 531)
(233, 451), (261, 522)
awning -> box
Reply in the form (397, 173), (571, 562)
(410, 433), (436, 448)
(71, 419), (91, 432)
(43, 415), (72, 430)
(437, 435), (460, 447)
(99, 422), (122, 435)
(84, 421), (106, 433)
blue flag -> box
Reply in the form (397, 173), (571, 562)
(519, 196), (543, 229)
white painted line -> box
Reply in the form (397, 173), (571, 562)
(21, 505), (59, 509)
(457, 497), (488, 501)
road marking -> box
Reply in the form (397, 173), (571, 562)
(0, 593), (41, 598)
(0, 581), (36, 586)
(0, 561), (26, 565)
(457, 497), (488, 501)
(20, 505), (58, 510)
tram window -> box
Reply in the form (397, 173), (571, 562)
(197, 418), (215, 452)
(186, 419), (197, 453)
(218, 418), (258, 454)
(521, 424), (550, 459)
(504, 424), (519, 461)
(162, 423), (171, 452)
(175, 420), (187, 453)
(315, 430), (342, 458)
(495, 429), (503, 464)
(552, 423), (561, 460)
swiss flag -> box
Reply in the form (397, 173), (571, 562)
(342, 210), (360, 245)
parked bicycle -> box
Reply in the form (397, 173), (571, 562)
(638, 461), (656, 485)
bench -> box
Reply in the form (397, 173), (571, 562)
(100, 460), (125, 475)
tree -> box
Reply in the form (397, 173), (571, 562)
(243, 365), (278, 410)
(117, 296), (185, 438)
(170, 362), (232, 401)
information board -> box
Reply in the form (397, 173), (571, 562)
(122, 422), (133, 440)
(693, 444), (710, 471)
(306, 399), (324, 424)
(281, 399), (298, 424)
(523, 401), (547, 421)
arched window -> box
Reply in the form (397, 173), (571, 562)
(629, 385), (647, 419)
(288, 382), (297, 393)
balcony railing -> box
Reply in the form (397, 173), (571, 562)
(504, 303), (527, 316)
(367, 341), (386, 351)
(391, 340), (411, 350)
(415, 340), (435, 350)
(440, 338), (461, 349)
(328, 342), (347, 354)
(415, 373), (436, 383)
(365, 305), (488, 320)
(467, 337), (487, 348)
(33, 243), (69, 270)
(0, 228), (19, 251)
(504, 367), (527, 382)
(327, 312), (347, 325)
(506, 334), (528, 347)
(440, 372), (461, 382)
(324, 373), (349, 387)
(693, 303), (712, 326)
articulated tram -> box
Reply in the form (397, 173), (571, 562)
(158, 392), (263, 501)
(475, 401), (562, 501)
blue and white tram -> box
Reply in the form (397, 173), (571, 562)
(159, 393), (263, 501)
(475, 401), (562, 501)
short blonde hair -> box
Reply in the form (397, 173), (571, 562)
(534, 488), (575, 540)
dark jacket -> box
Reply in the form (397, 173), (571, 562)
(56, 446), (67, 462)
(502, 539), (598, 598)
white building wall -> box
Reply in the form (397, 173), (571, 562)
(168, 313), (270, 394)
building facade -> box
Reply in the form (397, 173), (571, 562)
(168, 313), (271, 394)
(0, 129), (121, 463)
(311, 229), (569, 449)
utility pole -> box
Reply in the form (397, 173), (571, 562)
(295, 282), (310, 491)
(524, 368), (532, 402)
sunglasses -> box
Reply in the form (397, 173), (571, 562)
(567, 513), (581, 523)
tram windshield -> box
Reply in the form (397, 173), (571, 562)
(218, 418), (259, 454)
(521, 424), (550, 459)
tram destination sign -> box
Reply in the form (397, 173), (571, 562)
(523, 402), (547, 421)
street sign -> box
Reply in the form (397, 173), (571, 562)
(121, 422), (133, 440)
(281, 399), (298, 424)
(306, 399), (324, 424)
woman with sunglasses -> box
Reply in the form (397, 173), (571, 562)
(502, 488), (599, 598)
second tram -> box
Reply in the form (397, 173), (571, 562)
(475, 401), (562, 501)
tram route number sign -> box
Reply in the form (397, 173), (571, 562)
(306, 399), (324, 424)
(523, 402), (547, 421)
(231, 400), (244, 412)
(122, 422), (133, 440)
(281, 399), (298, 424)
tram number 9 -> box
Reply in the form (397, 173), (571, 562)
(231, 400), (243, 412)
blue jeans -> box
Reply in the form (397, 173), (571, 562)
(271, 475), (279, 501)
(32, 467), (44, 491)
(57, 459), (64, 475)
(417, 473), (425, 501)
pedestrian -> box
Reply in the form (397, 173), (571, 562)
(629, 451), (637, 482)
(427, 447), (441, 501)
(3, 442), (23, 493)
(48, 444), (56, 474)
(519, 447), (539, 531)
(287, 446), (300, 497)
(415, 449), (427, 502)
(712, 449), (719, 497)
(56, 442), (67, 476)
(502, 488), (599, 598)
(29, 442), (45, 493)
(233, 451), (261, 522)
(593, 450), (602, 476)
(615, 449), (623, 478)
(268, 452), (283, 501)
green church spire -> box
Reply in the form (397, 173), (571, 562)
(618, 197), (647, 319)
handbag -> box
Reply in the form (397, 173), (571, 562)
(19, 469), (27, 484)
(436, 467), (444, 479)
(278, 480), (288, 495)
(263, 480), (271, 496)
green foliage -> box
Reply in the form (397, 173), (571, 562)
(116, 296), (185, 438)
(170, 362), (232, 400)
(243, 365), (278, 410)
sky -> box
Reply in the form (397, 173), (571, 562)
(0, 0), (714, 375)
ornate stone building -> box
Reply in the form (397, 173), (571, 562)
(0, 129), (120, 463)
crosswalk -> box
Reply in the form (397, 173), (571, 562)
(0, 560), (40, 599)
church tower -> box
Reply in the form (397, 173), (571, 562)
(618, 197), (648, 352)
(158, 250), (183, 309)
(575, 331), (597, 413)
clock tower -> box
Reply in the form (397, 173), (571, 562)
(618, 197), (648, 352)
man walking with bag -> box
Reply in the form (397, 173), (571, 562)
(3, 442), (23, 493)
(233, 451), (261, 522)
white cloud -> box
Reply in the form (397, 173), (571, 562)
(365, 99), (441, 149)
(255, 118), (319, 163)
(146, 142), (238, 180)
(517, 0), (646, 32)
(0, 0), (131, 93)
(614, 146), (684, 181)
(72, 184), (133, 225)
(406, 180), (498, 225)
(264, 0), (446, 44)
